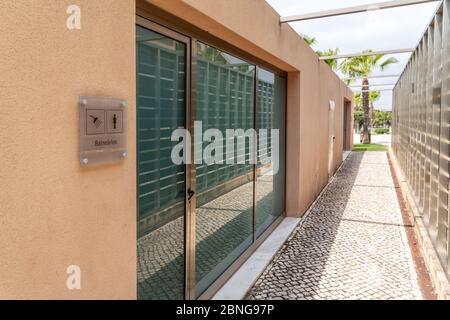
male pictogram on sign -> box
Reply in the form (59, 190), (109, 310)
(106, 110), (123, 133)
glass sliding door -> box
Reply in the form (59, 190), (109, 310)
(255, 68), (286, 237)
(136, 24), (188, 300)
(135, 17), (287, 299)
(194, 42), (255, 297)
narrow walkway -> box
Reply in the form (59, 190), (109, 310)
(247, 152), (423, 300)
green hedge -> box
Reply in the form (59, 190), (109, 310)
(374, 128), (390, 135)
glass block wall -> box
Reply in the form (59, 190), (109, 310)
(392, 0), (450, 278)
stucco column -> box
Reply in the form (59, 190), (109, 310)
(285, 71), (302, 217)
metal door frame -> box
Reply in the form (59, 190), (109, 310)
(136, 16), (196, 300)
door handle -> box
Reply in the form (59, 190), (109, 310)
(187, 188), (195, 201)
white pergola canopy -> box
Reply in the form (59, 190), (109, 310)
(318, 48), (415, 60)
(342, 74), (401, 81)
(279, 0), (442, 91)
(280, 0), (440, 23)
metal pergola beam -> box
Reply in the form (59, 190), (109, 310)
(350, 83), (398, 88)
(353, 89), (394, 93)
(319, 48), (414, 60)
(343, 74), (401, 81)
(280, 0), (440, 23)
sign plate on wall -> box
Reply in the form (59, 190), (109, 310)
(79, 96), (127, 165)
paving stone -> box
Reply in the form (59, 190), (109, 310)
(247, 152), (422, 300)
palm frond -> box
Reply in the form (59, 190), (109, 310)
(372, 54), (385, 66)
(340, 50), (399, 80)
(380, 57), (399, 70)
(317, 48), (339, 70)
(369, 91), (381, 103)
(345, 79), (355, 86)
(302, 35), (317, 46)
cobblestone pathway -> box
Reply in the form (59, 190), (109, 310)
(247, 152), (423, 300)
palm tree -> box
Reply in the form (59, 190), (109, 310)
(368, 91), (380, 125)
(354, 93), (362, 109)
(373, 110), (392, 128)
(302, 35), (317, 46)
(341, 51), (398, 144)
(317, 48), (340, 71)
(354, 91), (380, 126)
(301, 35), (339, 71)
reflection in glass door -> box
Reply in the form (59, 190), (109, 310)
(136, 24), (188, 300)
(255, 68), (286, 237)
(194, 42), (255, 297)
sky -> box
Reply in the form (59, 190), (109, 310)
(265, 0), (441, 110)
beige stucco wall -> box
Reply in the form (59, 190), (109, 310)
(0, 1), (136, 299)
(0, 0), (352, 299)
